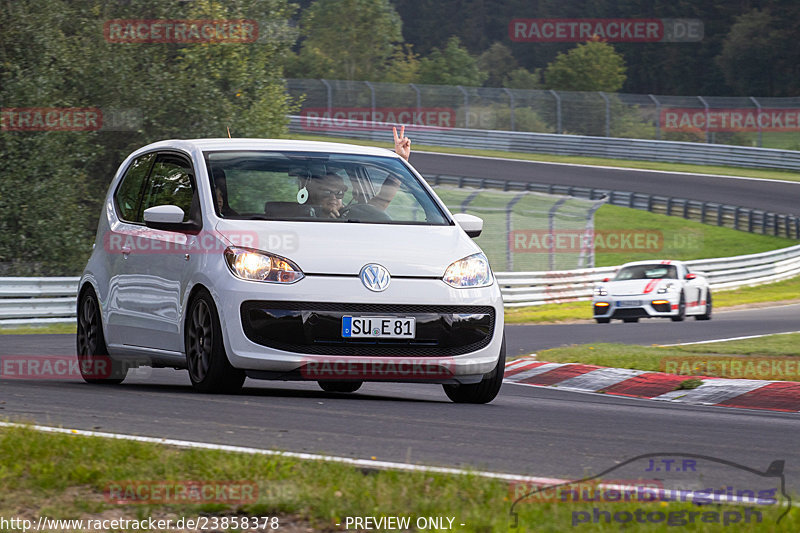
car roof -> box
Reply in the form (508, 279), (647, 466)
(134, 138), (400, 158)
(618, 260), (684, 268)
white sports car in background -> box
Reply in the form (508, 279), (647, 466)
(592, 260), (711, 323)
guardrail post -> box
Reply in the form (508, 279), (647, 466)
(457, 85), (469, 128)
(747, 209), (754, 232)
(320, 79), (333, 116)
(503, 88), (515, 131)
(598, 91), (610, 137)
(750, 96), (763, 148)
(549, 90), (562, 134)
(649, 94), (661, 140)
(698, 96), (710, 143)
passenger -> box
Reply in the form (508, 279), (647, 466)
(211, 167), (237, 216)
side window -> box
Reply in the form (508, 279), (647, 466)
(141, 154), (196, 222)
(114, 153), (155, 223)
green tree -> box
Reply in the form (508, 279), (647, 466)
(716, 9), (781, 96)
(293, 0), (403, 80)
(383, 44), (421, 84)
(417, 36), (487, 86)
(477, 42), (518, 88)
(544, 40), (626, 92)
(504, 67), (541, 90)
(0, 0), (298, 275)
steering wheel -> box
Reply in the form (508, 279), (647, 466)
(339, 203), (392, 222)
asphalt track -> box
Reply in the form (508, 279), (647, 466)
(411, 152), (800, 216)
(2, 157), (800, 500)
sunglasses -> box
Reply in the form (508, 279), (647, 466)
(319, 188), (346, 199)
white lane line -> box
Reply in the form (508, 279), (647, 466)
(425, 151), (800, 186)
(660, 330), (800, 347)
(555, 367), (647, 392)
(652, 379), (771, 405)
(0, 421), (568, 485)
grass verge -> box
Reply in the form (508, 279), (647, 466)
(286, 132), (800, 183)
(1, 424), (796, 531)
(0, 323), (76, 335)
(536, 333), (800, 382)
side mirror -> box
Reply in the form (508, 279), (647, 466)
(453, 213), (483, 238)
(144, 205), (191, 231)
(602, 277), (610, 282)
(685, 273), (697, 280)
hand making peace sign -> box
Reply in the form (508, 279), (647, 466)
(393, 125), (411, 161)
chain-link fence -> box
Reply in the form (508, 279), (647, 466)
(432, 186), (606, 272)
(287, 79), (800, 150)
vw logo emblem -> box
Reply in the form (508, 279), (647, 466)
(360, 264), (391, 292)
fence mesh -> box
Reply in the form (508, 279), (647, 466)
(287, 78), (800, 150)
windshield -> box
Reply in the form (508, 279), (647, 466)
(614, 264), (678, 281)
(205, 151), (449, 225)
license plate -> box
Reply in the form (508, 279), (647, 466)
(342, 316), (415, 339)
(617, 300), (642, 307)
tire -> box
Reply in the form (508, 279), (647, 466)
(671, 292), (686, 322)
(595, 317), (610, 324)
(442, 335), (505, 404)
(185, 291), (245, 394)
(318, 381), (363, 393)
(76, 288), (127, 384)
(622, 317), (639, 323)
(695, 289), (712, 321)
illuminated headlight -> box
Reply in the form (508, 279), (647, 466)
(443, 253), (493, 288)
(224, 246), (304, 283)
(594, 287), (608, 296)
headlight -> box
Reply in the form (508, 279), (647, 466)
(443, 253), (492, 288)
(594, 287), (608, 296)
(224, 246), (304, 283)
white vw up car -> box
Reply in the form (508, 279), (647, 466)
(77, 139), (505, 403)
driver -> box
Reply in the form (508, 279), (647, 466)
(307, 172), (348, 218)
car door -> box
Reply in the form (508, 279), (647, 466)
(682, 265), (704, 309)
(115, 152), (199, 352)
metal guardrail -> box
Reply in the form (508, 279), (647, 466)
(3, 244), (800, 324)
(424, 175), (800, 239)
(288, 115), (800, 171)
(497, 243), (800, 307)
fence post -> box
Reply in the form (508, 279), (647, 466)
(457, 85), (469, 128)
(364, 81), (376, 124)
(505, 193), (527, 271)
(698, 96), (710, 143)
(649, 94), (661, 140)
(409, 83), (421, 116)
(320, 79), (332, 116)
(549, 89), (562, 134)
(548, 198), (568, 270)
(750, 96), (763, 148)
(504, 88), (515, 131)
(598, 91), (610, 137)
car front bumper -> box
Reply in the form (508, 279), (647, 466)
(592, 293), (680, 319)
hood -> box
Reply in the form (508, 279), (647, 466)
(606, 278), (673, 296)
(215, 219), (481, 277)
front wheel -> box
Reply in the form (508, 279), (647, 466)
(595, 317), (610, 324)
(185, 291), (245, 394)
(671, 293), (686, 322)
(695, 290), (712, 321)
(76, 288), (127, 384)
(442, 335), (505, 404)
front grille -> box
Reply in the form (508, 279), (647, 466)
(241, 301), (495, 356)
(612, 308), (647, 318)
